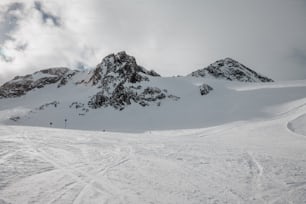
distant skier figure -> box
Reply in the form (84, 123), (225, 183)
(64, 118), (67, 128)
(49, 122), (53, 127)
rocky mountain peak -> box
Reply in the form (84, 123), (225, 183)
(87, 52), (176, 110)
(189, 58), (273, 82)
(0, 52), (176, 111)
(88, 51), (160, 86)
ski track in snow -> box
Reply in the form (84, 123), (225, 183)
(0, 103), (306, 203)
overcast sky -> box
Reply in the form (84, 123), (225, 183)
(0, 0), (306, 84)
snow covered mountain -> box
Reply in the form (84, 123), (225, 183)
(189, 57), (274, 82)
(1, 52), (306, 204)
(2, 51), (305, 132)
(0, 52), (180, 111)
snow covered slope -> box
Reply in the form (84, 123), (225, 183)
(288, 113), (306, 136)
(189, 58), (273, 82)
(0, 93), (306, 203)
(1, 76), (306, 132)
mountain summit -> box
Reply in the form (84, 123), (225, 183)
(86, 51), (160, 86)
(86, 51), (174, 110)
(189, 58), (273, 82)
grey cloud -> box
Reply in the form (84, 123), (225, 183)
(270, 48), (306, 80)
(34, 1), (61, 26)
(75, 62), (91, 71)
(0, 48), (13, 62)
(6, 2), (23, 11)
(15, 42), (27, 51)
(0, 2), (24, 44)
(291, 49), (306, 79)
(292, 49), (306, 65)
(0, 2), (27, 64)
(1, 0), (306, 83)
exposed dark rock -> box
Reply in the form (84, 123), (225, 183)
(9, 116), (20, 122)
(87, 51), (160, 87)
(69, 102), (85, 109)
(88, 84), (175, 110)
(69, 102), (89, 114)
(199, 84), (213, 95)
(0, 68), (71, 98)
(37, 101), (59, 110)
(87, 51), (176, 110)
(58, 70), (79, 88)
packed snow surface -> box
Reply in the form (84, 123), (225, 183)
(288, 113), (306, 136)
(0, 79), (306, 203)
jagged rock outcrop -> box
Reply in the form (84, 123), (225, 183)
(37, 101), (59, 110)
(87, 51), (176, 110)
(87, 51), (160, 86)
(89, 86), (169, 110)
(199, 84), (213, 95)
(189, 58), (273, 82)
(0, 68), (76, 98)
(57, 70), (79, 88)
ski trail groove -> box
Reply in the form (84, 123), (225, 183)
(246, 151), (264, 202)
(20, 130), (131, 204)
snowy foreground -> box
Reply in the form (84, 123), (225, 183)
(1, 98), (306, 204)
(1, 78), (306, 203)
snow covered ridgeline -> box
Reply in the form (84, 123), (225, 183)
(189, 57), (274, 82)
(0, 68), (78, 98)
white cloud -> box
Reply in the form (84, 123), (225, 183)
(0, 0), (98, 80)
(0, 0), (306, 84)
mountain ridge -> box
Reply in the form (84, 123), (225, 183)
(188, 57), (273, 82)
(0, 52), (273, 100)
(0, 51), (276, 119)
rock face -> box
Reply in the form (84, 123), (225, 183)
(189, 58), (273, 82)
(0, 68), (76, 98)
(87, 51), (160, 86)
(199, 84), (213, 95)
(87, 51), (175, 110)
